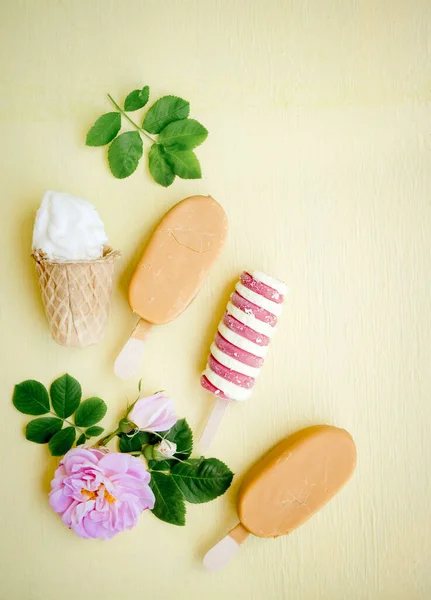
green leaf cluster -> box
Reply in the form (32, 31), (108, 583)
(13, 375), (107, 456)
(86, 87), (208, 187)
(13, 377), (235, 529)
(118, 418), (233, 526)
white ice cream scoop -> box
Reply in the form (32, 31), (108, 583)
(32, 191), (108, 261)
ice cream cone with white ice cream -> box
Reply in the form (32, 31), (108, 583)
(32, 191), (119, 347)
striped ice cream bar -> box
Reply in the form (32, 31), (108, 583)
(201, 271), (286, 401)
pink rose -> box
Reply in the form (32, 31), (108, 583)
(128, 392), (178, 432)
(49, 447), (155, 540)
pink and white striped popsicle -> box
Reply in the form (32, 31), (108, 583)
(199, 271), (286, 450)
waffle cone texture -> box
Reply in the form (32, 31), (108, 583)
(32, 247), (120, 347)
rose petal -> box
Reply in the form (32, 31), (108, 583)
(49, 488), (73, 514)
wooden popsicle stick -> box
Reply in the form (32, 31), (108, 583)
(203, 523), (250, 571)
(114, 319), (152, 379)
(199, 397), (230, 452)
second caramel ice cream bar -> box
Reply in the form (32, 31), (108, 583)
(203, 425), (357, 570)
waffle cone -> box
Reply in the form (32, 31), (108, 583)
(32, 247), (120, 347)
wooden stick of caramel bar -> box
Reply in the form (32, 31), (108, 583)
(203, 425), (357, 571)
(114, 196), (228, 379)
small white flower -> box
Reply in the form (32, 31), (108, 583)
(154, 439), (177, 460)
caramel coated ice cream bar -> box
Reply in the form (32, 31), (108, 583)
(114, 195), (228, 379)
(203, 425), (357, 571)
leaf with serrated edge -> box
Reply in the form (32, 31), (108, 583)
(163, 419), (193, 460)
(50, 374), (81, 418)
(108, 131), (143, 179)
(148, 460), (172, 471)
(86, 112), (121, 147)
(48, 427), (76, 456)
(85, 426), (104, 438)
(158, 119), (208, 151)
(119, 431), (152, 453)
(148, 144), (175, 187)
(143, 95), (190, 134)
(76, 433), (86, 446)
(171, 458), (233, 504)
(150, 471), (186, 526)
(74, 397), (107, 427)
(25, 417), (63, 444)
(13, 380), (50, 415)
(166, 150), (201, 179)
(124, 86), (150, 111)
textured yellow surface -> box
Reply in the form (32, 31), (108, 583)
(1, 1), (431, 599)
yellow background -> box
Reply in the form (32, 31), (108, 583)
(1, 1), (430, 598)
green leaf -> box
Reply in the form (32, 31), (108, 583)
(76, 433), (86, 446)
(50, 374), (82, 418)
(74, 397), (107, 427)
(150, 471), (186, 526)
(48, 427), (76, 456)
(171, 458), (233, 504)
(148, 144), (175, 187)
(118, 431), (152, 453)
(13, 380), (50, 415)
(166, 150), (201, 180)
(86, 112), (121, 147)
(124, 86), (150, 111)
(148, 459), (172, 472)
(85, 426), (104, 438)
(143, 95), (190, 134)
(158, 119), (208, 151)
(25, 417), (63, 444)
(139, 87), (150, 103)
(163, 419), (193, 460)
(108, 131), (143, 179)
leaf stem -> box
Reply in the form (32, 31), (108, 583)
(49, 412), (85, 437)
(107, 94), (156, 144)
(96, 428), (120, 447)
